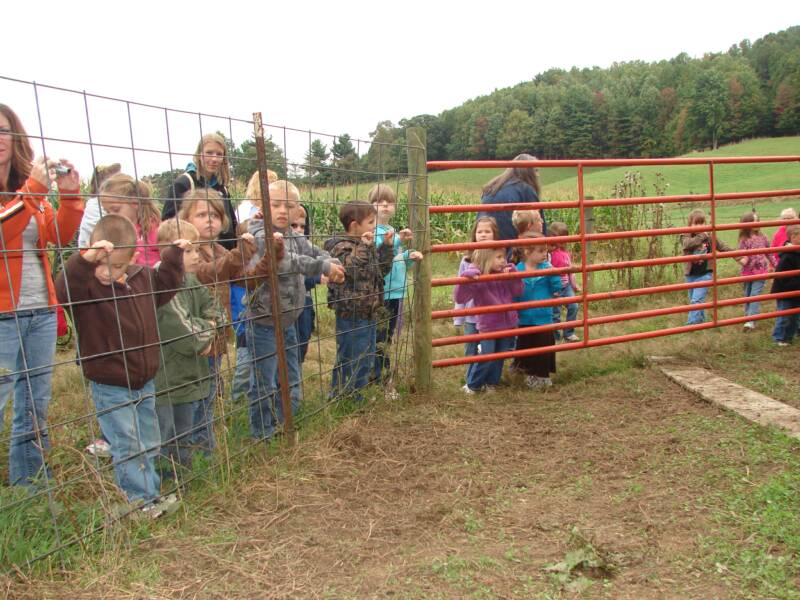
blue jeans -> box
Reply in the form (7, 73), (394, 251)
(231, 346), (256, 403)
(743, 279), (765, 318)
(685, 272), (713, 325)
(156, 401), (197, 469)
(295, 296), (315, 364)
(250, 322), (302, 440)
(463, 321), (479, 384)
(773, 298), (800, 343)
(332, 315), (376, 399)
(91, 379), (160, 503)
(553, 284), (579, 339)
(191, 356), (220, 453)
(375, 299), (401, 382)
(465, 334), (515, 391)
(0, 309), (56, 488)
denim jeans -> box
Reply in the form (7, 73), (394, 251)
(249, 322), (302, 440)
(465, 334), (515, 391)
(191, 356), (220, 453)
(332, 315), (376, 399)
(463, 321), (479, 384)
(0, 309), (56, 488)
(91, 379), (160, 503)
(743, 279), (765, 318)
(773, 298), (800, 343)
(156, 401), (198, 470)
(231, 346), (256, 403)
(374, 299), (401, 383)
(295, 296), (315, 364)
(553, 284), (579, 339)
(685, 272), (713, 325)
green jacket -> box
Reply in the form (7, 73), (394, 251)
(155, 273), (224, 406)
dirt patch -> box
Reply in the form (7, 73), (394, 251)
(4, 365), (766, 598)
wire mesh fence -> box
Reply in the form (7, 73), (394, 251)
(0, 76), (427, 570)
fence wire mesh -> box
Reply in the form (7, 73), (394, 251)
(0, 76), (426, 569)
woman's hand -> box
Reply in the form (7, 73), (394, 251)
(29, 158), (80, 191)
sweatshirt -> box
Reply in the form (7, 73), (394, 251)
(324, 235), (393, 320)
(453, 265), (523, 332)
(514, 261), (562, 326)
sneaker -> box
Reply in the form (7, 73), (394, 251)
(524, 375), (552, 390)
(85, 438), (112, 458)
(483, 385), (498, 393)
(462, 384), (477, 395)
(564, 334), (581, 343)
(743, 321), (755, 331)
(140, 493), (180, 519)
(777, 341), (790, 347)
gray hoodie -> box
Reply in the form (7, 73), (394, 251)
(247, 218), (338, 327)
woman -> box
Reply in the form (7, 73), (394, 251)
(162, 132), (238, 249)
(0, 103), (83, 487)
(479, 153), (546, 243)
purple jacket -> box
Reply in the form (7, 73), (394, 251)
(453, 265), (524, 332)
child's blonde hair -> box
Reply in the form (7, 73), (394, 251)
(194, 133), (231, 185)
(780, 207), (798, 220)
(99, 173), (161, 237)
(157, 218), (199, 244)
(178, 189), (230, 233)
(244, 169), (278, 200)
(511, 209), (541, 234)
(268, 179), (300, 201)
(738, 211), (760, 242)
(368, 183), (396, 205)
(470, 248), (504, 275)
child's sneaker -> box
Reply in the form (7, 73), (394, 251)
(85, 438), (112, 458)
(140, 493), (180, 519)
(462, 384), (478, 395)
(777, 341), (790, 347)
(743, 321), (755, 331)
(483, 385), (498, 393)
(525, 375), (552, 390)
(564, 334), (580, 343)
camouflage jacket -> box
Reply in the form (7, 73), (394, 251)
(323, 235), (393, 320)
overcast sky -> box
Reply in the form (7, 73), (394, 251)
(3, 1), (798, 177)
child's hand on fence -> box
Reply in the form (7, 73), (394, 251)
(240, 233), (257, 260)
(398, 228), (413, 243)
(320, 274), (329, 285)
(83, 240), (114, 263)
(409, 251), (423, 261)
(199, 340), (214, 356)
(173, 239), (193, 251)
(361, 231), (375, 245)
(382, 230), (395, 246)
(273, 231), (283, 241)
(503, 263), (516, 273)
(327, 263), (346, 283)
(573, 285), (583, 294)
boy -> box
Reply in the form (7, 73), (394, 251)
(547, 221), (581, 342)
(510, 209), (543, 264)
(247, 180), (345, 440)
(56, 215), (187, 515)
(369, 184), (422, 385)
(154, 219), (224, 472)
(772, 224), (800, 346)
(324, 201), (394, 398)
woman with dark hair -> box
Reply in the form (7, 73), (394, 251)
(479, 153), (546, 243)
(0, 103), (83, 487)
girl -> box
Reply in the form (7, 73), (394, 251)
(238, 169), (278, 223)
(453, 217), (500, 382)
(679, 209), (735, 325)
(177, 189), (279, 453)
(163, 133), (238, 249)
(512, 233), (562, 389)
(96, 174), (161, 266)
(0, 103), (83, 487)
(453, 247), (523, 394)
(738, 212), (777, 330)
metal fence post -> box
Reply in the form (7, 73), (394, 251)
(406, 127), (432, 393)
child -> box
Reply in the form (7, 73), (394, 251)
(547, 221), (581, 342)
(453, 217), (499, 382)
(738, 212), (777, 331)
(154, 219), (224, 472)
(289, 203), (321, 364)
(248, 180), (344, 438)
(55, 215), (185, 514)
(679, 209), (735, 325)
(771, 207), (799, 254)
(177, 189), (282, 452)
(771, 224), (800, 346)
(324, 201), (393, 398)
(512, 233), (562, 389)
(453, 247), (523, 394)
(238, 169), (278, 223)
(510, 209), (544, 263)
(370, 184), (423, 384)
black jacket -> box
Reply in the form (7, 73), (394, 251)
(771, 246), (800, 295)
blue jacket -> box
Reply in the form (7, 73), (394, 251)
(514, 261), (561, 326)
(479, 179), (546, 242)
(376, 224), (416, 301)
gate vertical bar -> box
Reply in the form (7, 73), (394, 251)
(709, 163), (719, 325)
(406, 127), (432, 392)
(253, 112), (294, 444)
(578, 164), (589, 344)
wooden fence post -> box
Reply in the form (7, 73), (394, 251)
(406, 127), (432, 393)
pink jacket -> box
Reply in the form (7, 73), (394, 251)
(453, 265), (524, 332)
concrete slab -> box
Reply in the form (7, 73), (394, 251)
(658, 364), (800, 440)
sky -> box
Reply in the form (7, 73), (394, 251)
(2, 0), (798, 177)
